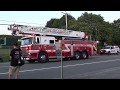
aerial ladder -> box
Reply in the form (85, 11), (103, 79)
(8, 24), (88, 40)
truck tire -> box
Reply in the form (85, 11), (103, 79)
(38, 52), (48, 63)
(82, 51), (88, 59)
(73, 51), (81, 60)
(108, 51), (111, 55)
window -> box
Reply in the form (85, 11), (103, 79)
(111, 47), (114, 49)
(49, 40), (54, 46)
(37, 37), (40, 43)
(21, 37), (32, 45)
(104, 47), (110, 49)
(50, 40), (54, 44)
(33, 37), (40, 44)
(0, 39), (4, 44)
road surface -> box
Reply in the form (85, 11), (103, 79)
(1, 54), (120, 79)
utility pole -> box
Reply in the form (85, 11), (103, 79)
(60, 39), (63, 79)
(60, 11), (69, 79)
(90, 35), (91, 41)
(65, 11), (67, 30)
(60, 11), (70, 79)
(62, 11), (69, 30)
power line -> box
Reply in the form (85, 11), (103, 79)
(0, 24), (10, 25)
(0, 20), (45, 26)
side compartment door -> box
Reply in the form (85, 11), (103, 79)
(48, 39), (56, 57)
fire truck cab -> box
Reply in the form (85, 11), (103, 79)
(21, 35), (56, 63)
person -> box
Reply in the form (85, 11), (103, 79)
(8, 43), (22, 79)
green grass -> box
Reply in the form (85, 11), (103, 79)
(0, 49), (11, 62)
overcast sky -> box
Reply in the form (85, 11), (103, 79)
(0, 11), (120, 35)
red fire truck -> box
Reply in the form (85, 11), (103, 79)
(8, 24), (97, 63)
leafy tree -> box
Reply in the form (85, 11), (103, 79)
(111, 19), (120, 45)
(77, 12), (105, 41)
(46, 15), (76, 29)
(45, 19), (60, 28)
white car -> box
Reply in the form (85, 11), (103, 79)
(100, 46), (119, 55)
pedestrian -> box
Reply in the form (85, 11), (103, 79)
(8, 43), (22, 79)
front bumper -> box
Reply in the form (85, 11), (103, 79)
(100, 51), (109, 54)
(21, 56), (37, 60)
(21, 57), (30, 60)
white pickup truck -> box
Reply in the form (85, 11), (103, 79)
(100, 46), (120, 55)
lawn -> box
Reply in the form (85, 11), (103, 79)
(0, 49), (11, 62)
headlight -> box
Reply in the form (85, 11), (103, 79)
(105, 50), (108, 52)
(100, 50), (104, 52)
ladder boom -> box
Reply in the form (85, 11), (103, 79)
(8, 24), (88, 39)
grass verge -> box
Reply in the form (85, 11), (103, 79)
(0, 49), (10, 62)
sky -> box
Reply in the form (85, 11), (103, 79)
(0, 11), (120, 35)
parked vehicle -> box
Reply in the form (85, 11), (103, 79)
(100, 46), (119, 55)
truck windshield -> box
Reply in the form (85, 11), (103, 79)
(21, 37), (32, 45)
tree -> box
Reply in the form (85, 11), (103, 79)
(77, 12), (105, 41)
(45, 14), (76, 29)
(113, 19), (120, 28)
(45, 19), (60, 28)
(111, 19), (120, 45)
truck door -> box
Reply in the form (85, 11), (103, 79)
(34, 36), (40, 44)
(48, 38), (56, 57)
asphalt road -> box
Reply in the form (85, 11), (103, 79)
(1, 54), (120, 79)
